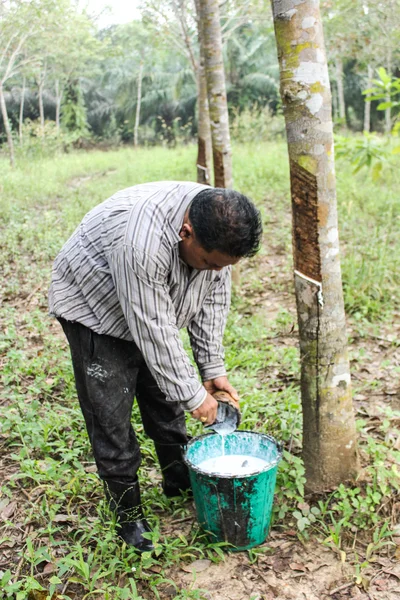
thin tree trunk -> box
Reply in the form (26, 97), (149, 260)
(270, 0), (359, 491)
(0, 83), (15, 167)
(385, 49), (392, 134)
(38, 80), (44, 128)
(55, 79), (62, 131)
(335, 57), (346, 125)
(134, 61), (143, 148)
(363, 64), (373, 133)
(200, 0), (239, 286)
(199, 0), (232, 189)
(331, 79), (338, 121)
(194, 0), (212, 185)
(19, 75), (26, 142)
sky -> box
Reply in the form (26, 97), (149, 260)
(84, 0), (142, 28)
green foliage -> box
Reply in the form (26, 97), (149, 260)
(364, 67), (400, 117)
(335, 133), (388, 179)
(15, 119), (83, 159)
(230, 105), (285, 143)
(61, 80), (91, 139)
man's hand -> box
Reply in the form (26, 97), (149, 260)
(191, 393), (218, 425)
(203, 376), (240, 409)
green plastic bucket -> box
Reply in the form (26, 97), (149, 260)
(184, 431), (282, 550)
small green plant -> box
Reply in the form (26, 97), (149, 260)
(292, 502), (321, 534)
(335, 133), (389, 179)
(363, 67), (400, 125)
(16, 119), (86, 160)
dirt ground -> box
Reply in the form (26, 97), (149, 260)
(164, 531), (400, 600)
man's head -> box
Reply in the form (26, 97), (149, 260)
(179, 188), (262, 271)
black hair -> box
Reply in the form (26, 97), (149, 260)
(189, 188), (262, 258)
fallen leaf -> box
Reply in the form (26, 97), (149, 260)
(1, 501), (17, 519)
(42, 562), (56, 575)
(0, 498), (10, 512)
(272, 558), (287, 573)
(382, 567), (400, 581)
(181, 559), (211, 573)
(280, 541), (296, 551)
(84, 464), (97, 473)
(374, 578), (388, 591)
(28, 593), (63, 600)
(306, 561), (330, 573)
(148, 565), (162, 574)
(385, 388), (399, 396)
(289, 562), (307, 572)
(52, 514), (78, 523)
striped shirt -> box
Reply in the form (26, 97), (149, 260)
(49, 181), (232, 412)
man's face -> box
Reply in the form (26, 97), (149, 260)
(181, 240), (240, 271)
(179, 219), (240, 271)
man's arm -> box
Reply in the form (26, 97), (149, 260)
(187, 267), (232, 383)
(108, 244), (207, 412)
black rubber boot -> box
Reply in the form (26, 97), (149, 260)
(154, 442), (192, 497)
(103, 478), (154, 552)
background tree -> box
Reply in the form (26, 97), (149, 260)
(199, 0), (232, 188)
(0, 0), (42, 165)
(364, 0), (400, 133)
(194, 0), (212, 184)
(270, 0), (359, 491)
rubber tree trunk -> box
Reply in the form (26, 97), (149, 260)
(19, 75), (26, 141)
(363, 64), (373, 133)
(134, 61), (143, 148)
(335, 57), (346, 125)
(0, 83), (15, 167)
(200, 0), (239, 286)
(195, 0), (212, 185)
(270, 0), (359, 492)
(199, 0), (232, 189)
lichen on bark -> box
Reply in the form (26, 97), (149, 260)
(270, 0), (359, 491)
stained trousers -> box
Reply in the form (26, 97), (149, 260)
(58, 318), (188, 483)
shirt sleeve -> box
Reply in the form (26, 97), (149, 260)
(187, 267), (232, 382)
(108, 244), (207, 412)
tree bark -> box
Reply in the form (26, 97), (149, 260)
(0, 83), (15, 167)
(270, 0), (359, 491)
(200, 0), (240, 286)
(335, 57), (346, 125)
(55, 79), (62, 131)
(199, 0), (232, 189)
(38, 79), (44, 129)
(194, 0), (212, 185)
(363, 64), (373, 133)
(134, 61), (143, 148)
(19, 75), (26, 141)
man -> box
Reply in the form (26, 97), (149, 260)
(49, 181), (262, 552)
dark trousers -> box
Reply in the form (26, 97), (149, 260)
(59, 318), (188, 483)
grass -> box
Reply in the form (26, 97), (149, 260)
(0, 141), (399, 599)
